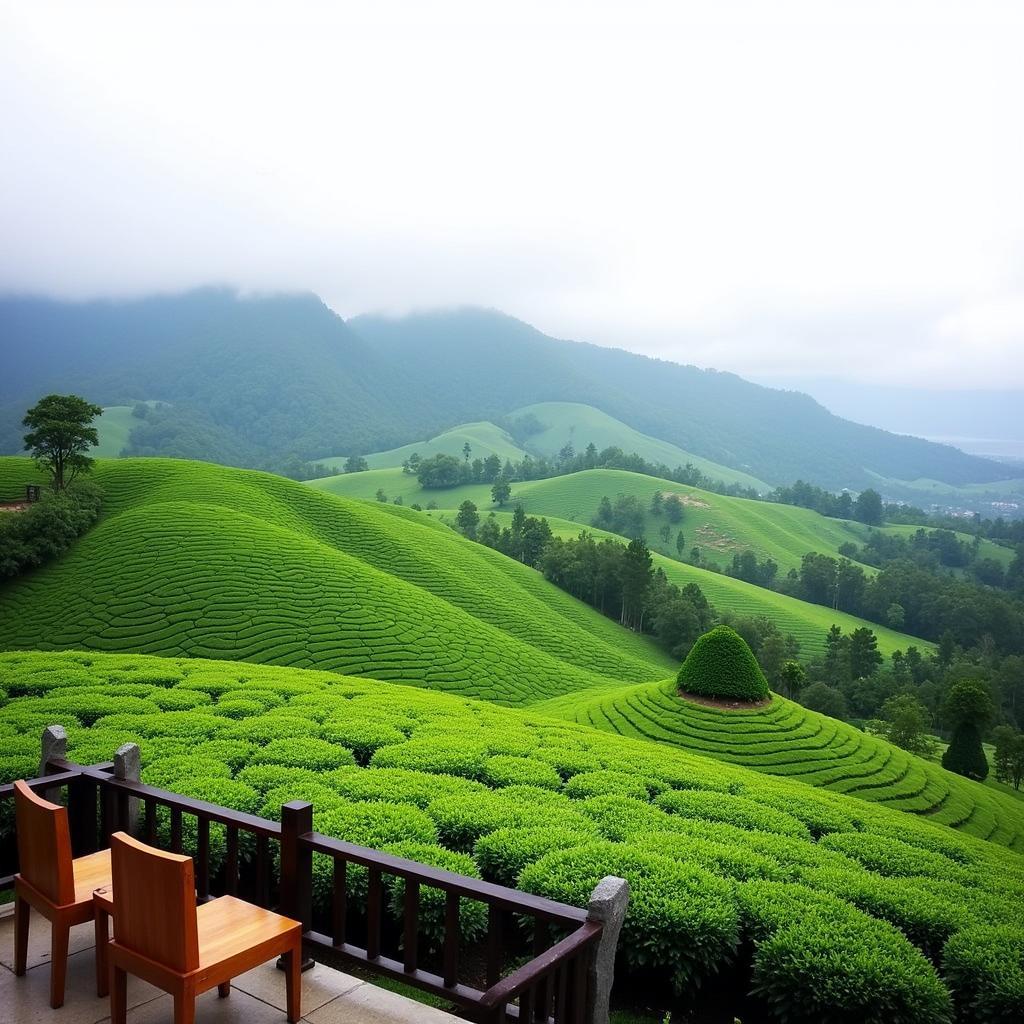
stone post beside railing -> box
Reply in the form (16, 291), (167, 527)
(39, 723), (68, 777)
(113, 742), (142, 833)
(585, 875), (630, 1024)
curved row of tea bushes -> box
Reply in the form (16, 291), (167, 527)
(1, 650), (1023, 1023)
(541, 678), (1024, 851)
(0, 457), (673, 705)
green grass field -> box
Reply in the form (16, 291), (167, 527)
(536, 680), (1024, 852)
(0, 457), (673, 704)
(319, 420), (527, 472)
(511, 402), (771, 491)
(92, 405), (136, 457)
(2, 649), (1023, 1022)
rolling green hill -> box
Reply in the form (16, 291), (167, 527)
(511, 401), (770, 490)
(2, 649), (1023, 1022)
(467, 509), (932, 659)
(0, 457), (673, 703)
(537, 680), (1024, 852)
(501, 470), (1015, 573)
(92, 404), (137, 458)
(320, 421), (527, 472)
(311, 468), (940, 657)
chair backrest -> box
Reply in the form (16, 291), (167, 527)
(110, 832), (199, 973)
(13, 780), (75, 906)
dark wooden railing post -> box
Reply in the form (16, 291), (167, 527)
(279, 801), (314, 972)
(583, 876), (629, 1024)
(279, 800), (313, 928)
(68, 772), (98, 855)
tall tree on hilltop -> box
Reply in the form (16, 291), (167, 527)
(23, 394), (103, 491)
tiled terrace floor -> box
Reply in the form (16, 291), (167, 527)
(0, 904), (461, 1024)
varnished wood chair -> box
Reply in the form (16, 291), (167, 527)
(12, 778), (113, 1008)
(107, 831), (303, 1024)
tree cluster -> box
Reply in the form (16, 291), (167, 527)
(0, 481), (104, 578)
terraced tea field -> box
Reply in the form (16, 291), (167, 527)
(0, 457), (672, 704)
(2, 650), (1023, 1023)
(537, 680), (1024, 852)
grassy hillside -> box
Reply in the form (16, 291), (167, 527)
(472, 509), (929, 659)
(537, 680), (1024, 852)
(320, 421), (526, 472)
(314, 465), (939, 657)
(92, 405), (137, 458)
(512, 401), (770, 490)
(0, 457), (673, 703)
(2, 650), (1023, 1023)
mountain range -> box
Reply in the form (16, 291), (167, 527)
(0, 287), (1012, 492)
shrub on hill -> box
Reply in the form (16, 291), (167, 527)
(942, 924), (1024, 1023)
(676, 625), (770, 702)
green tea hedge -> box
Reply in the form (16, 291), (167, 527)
(2, 650), (1023, 1023)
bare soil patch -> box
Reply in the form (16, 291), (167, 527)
(677, 689), (774, 711)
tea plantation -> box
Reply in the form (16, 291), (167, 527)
(0, 457), (673, 703)
(538, 680), (1024, 852)
(1, 650), (1023, 1023)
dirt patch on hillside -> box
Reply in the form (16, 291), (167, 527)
(657, 490), (710, 509)
(677, 689), (773, 711)
(695, 523), (742, 553)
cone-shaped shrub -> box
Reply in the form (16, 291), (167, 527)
(677, 625), (770, 702)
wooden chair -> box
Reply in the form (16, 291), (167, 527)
(107, 832), (302, 1024)
(12, 778), (113, 1008)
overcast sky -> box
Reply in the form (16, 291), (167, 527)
(1, 0), (1022, 389)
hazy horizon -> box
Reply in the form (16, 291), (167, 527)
(2, 1), (1023, 391)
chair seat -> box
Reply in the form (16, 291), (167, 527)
(196, 896), (300, 972)
(73, 850), (112, 906)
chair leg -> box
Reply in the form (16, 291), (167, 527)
(173, 992), (196, 1024)
(110, 967), (128, 1024)
(95, 906), (110, 997)
(218, 981), (231, 998)
(284, 944), (301, 1023)
(13, 894), (29, 977)
(49, 919), (70, 1009)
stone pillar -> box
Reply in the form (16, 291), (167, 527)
(39, 724), (68, 777)
(585, 875), (630, 1024)
(114, 742), (142, 833)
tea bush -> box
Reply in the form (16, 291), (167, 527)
(942, 924), (1024, 1023)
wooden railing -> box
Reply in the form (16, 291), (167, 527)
(0, 732), (628, 1024)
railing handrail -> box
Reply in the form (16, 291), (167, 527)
(305, 830), (588, 927)
(65, 762), (284, 839)
(478, 919), (602, 1009)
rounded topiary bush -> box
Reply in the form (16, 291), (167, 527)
(676, 625), (770, 702)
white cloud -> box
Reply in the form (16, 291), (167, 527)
(0, 0), (1022, 387)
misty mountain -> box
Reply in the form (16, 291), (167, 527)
(0, 289), (1010, 491)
